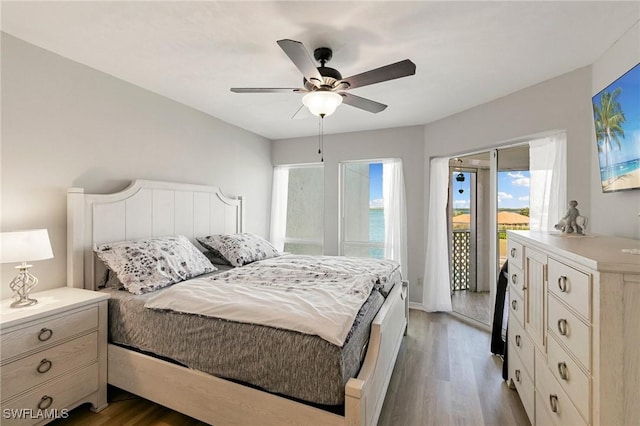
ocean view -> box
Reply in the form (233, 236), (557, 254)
(370, 208), (384, 258)
(369, 208), (384, 242)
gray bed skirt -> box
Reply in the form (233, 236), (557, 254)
(102, 284), (386, 406)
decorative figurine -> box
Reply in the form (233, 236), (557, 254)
(554, 200), (588, 235)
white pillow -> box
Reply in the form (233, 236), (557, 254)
(197, 233), (280, 267)
(94, 235), (216, 295)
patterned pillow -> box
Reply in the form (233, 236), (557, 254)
(94, 235), (216, 295)
(197, 233), (280, 267)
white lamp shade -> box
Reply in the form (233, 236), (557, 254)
(302, 91), (343, 117)
(0, 229), (54, 264)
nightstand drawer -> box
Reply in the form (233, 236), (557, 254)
(1, 306), (97, 361)
(1, 332), (98, 401)
(1, 363), (98, 425)
(548, 259), (591, 320)
(548, 295), (591, 370)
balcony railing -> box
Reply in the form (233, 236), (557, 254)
(451, 230), (470, 292)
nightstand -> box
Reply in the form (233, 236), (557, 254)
(0, 287), (109, 425)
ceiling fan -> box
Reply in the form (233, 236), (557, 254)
(230, 39), (416, 118)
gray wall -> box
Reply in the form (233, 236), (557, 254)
(420, 66), (593, 306)
(272, 126), (425, 303)
(590, 21), (640, 239)
(1, 34), (273, 299)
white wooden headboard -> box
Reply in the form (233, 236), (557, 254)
(67, 180), (244, 290)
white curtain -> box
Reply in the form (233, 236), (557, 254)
(269, 166), (289, 252)
(382, 159), (408, 279)
(529, 133), (567, 232)
(424, 157), (453, 312)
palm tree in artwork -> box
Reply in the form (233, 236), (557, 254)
(593, 88), (626, 186)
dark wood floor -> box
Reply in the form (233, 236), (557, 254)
(54, 310), (529, 426)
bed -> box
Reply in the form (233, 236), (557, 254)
(67, 179), (408, 426)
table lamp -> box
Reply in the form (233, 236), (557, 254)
(0, 229), (54, 308)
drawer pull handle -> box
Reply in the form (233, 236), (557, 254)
(515, 369), (521, 383)
(557, 319), (568, 336)
(38, 328), (53, 342)
(510, 248), (517, 258)
(515, 335), (521, 347)
(511, 274), (518, 284)
(37, 395), (53, 410)
(558, 276), (568, 292)
(549, 394), (559, 413)
(558, 362), (569, 381)
(36, 359), (53, 374)
(511, 300), (517, 310)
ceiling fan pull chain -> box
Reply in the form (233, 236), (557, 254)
(320, 116), (324, 162)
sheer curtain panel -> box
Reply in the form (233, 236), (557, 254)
(423, 157), (453, 312)
(269, 166), (289, 252)
(382, 159), (408, 278)
(529, 133), (567, 232)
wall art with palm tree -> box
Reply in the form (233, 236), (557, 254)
(592, 62), (640, 193)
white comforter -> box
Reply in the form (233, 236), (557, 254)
(144, 255), (399, 346)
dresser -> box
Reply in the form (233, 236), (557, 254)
(0, 287), (109, 425)
(507, 231), (640, 425)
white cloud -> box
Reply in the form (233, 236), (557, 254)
(453, 199), (469, 208)
(512, 177), (530, 187)
(369, 198), (384, 209)
(507, 171), (530, 187)
(498, 192), (513, 204)
(518, 196), (530, 202)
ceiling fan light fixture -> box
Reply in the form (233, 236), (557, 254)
(302, 91), (343, 117)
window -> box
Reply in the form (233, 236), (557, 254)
(270, 164), (324, 255)
(340, 161), (385, 259)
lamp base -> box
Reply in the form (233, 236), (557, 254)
(9, 263), (39, 309)
(10, 296), (38, 308)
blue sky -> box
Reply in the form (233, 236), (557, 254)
(369, 163), (383, 208)
(592, 62), (640, 165)
(452, 170), (530, 210)
(370, 163), (530, 209)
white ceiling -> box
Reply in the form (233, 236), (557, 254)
(2, 1), (638, 140)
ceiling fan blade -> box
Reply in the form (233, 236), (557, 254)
(277, 39), (323, 86)
(342, 59), (416, 89)
(230, 88), (303, 93)
(341, 93), (387, 113)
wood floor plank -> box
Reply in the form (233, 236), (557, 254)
(54, 310), (529, 426)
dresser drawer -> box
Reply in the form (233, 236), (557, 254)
(1, 332), (98, 401)
(507, 239), (524, 270)
(508, 344), (534, 423)
(508, 264), (525, 300)
(547, 334), (591, 421)
(509, 290), (524, 327)
(508, 315), (534, 378)
(535, 350), (587, 426)
(1, 306), (98, 361)
(548, 295), (591, 370)
(536, 390), (559, 426)
(548, 259), (591, 320)
(1, 363), (98, 425)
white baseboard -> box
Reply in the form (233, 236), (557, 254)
(408, 302), (428, 312)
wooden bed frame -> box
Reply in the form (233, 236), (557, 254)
(67, 179), (407, 426)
